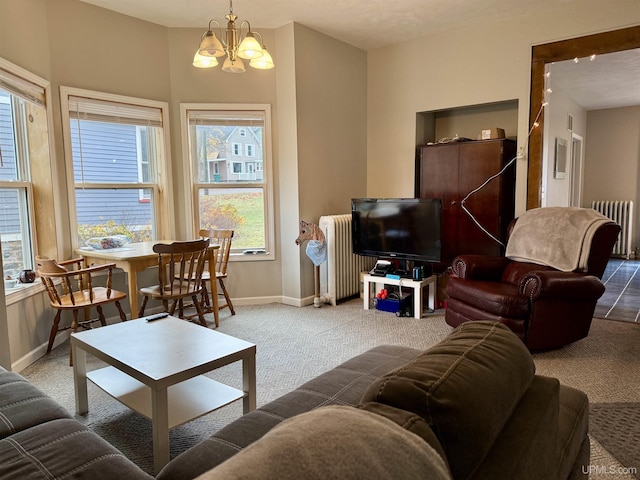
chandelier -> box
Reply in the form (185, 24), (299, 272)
(193, 0), (275, 73)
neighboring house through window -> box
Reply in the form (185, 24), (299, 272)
(60, 87), (173, 249)
(181, 104), (274, 258)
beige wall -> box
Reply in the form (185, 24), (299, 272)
(584, 106), (640, 248)
(290, 24), (368, 298)
(367, 1), (640, 213)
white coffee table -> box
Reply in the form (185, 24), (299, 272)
(71, 316), (256, 474)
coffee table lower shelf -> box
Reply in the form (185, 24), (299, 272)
(87, 366), (244, 428)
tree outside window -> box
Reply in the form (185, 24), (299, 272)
(184, 105), (273, 257)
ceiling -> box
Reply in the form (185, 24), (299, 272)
(77, 0), (639, 110)
(77, 0), (569, 51)
(550, 49), (640, 110)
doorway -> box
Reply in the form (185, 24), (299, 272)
(569, 133), (583, 207)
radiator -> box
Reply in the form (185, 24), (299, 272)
(319, 214), (376, 306)
(591, 200), (634, 259)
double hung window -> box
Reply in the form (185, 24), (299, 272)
(0, 60), (51, 281)
(182, 104), (273, 258)
(60, 87), (172, 248)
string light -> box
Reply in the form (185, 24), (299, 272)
(462, 51), (598, 245)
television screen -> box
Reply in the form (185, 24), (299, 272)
(351, 198), (441, 263)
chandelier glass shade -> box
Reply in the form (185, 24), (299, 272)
(193, 1), (274, 72)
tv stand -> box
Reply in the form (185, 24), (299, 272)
(363, 274), (436, 319)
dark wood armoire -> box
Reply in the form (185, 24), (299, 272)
(416, 139), (517, 272)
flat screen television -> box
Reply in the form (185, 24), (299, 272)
(351, 198), (441, 264)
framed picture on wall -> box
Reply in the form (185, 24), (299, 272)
(554, 138), (567, 179)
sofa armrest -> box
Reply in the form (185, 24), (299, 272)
(451, 255), (511, 281)
(519, 271), (605, 300)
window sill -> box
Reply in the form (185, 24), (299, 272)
(231, 251), (274, 262)
(4, 282), (45, 306)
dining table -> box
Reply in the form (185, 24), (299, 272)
(75, 241), (220, 325)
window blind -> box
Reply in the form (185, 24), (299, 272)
(68, 96), (163, 126)
(0, 68), (45, 107)
(188, 110), (264, 127)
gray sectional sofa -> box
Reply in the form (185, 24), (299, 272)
(0, 321), (589, 479)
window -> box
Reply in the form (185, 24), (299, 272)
(0, 59), (52, 281)
(60, 87), (173, 249)
(239, 128), (247, 137)
(182, 104), (274, 258)
(245, 144), (255, 157)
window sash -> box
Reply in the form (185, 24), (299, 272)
(0, 184), (35, 274)
(182, 103), (273, 259)
(61, 87), (173, 248)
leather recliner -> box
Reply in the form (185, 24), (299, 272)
(444, 216), (621, 351)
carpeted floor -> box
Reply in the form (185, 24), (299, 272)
(590, 402), (640, 473)
(19, 299), (640, 478)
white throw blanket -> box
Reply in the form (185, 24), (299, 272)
(505, 207), (611, 272)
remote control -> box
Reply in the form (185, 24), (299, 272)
(145, 312), (169, 322)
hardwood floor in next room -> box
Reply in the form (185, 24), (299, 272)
(594, 258), (640, 323)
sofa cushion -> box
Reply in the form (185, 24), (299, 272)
(358, 401), (448, 464)
(0, 418), (152, 479)
(360, 321), (536, 480)
(557, 385), (589, 479)
(157, 345), (424, 480)
(194, 406), (452, 480)
(0, 371), (71, 440)
(468, 375), (560, 479)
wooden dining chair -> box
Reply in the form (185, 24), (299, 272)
(198, 229), (236, 316)
(36, 256), (128, 365)
(138, 239), (211, 326)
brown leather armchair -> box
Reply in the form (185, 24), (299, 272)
(444, 217), (621, 351)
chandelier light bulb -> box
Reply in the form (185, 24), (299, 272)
(193, 51), (219, 68)
(249, 48), (275, 69)
(222, 56), (246, 73)
(238, 33), (264, 59)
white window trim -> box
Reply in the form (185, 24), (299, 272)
(180, 103), (274, 262)
(59, 86), (174, 250)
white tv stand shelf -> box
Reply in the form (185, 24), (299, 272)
(363, 273), (436, 319)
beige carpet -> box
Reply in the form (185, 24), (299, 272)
(19, 299), (640, 478)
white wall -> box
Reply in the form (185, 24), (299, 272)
(542, 90), (587, 207)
